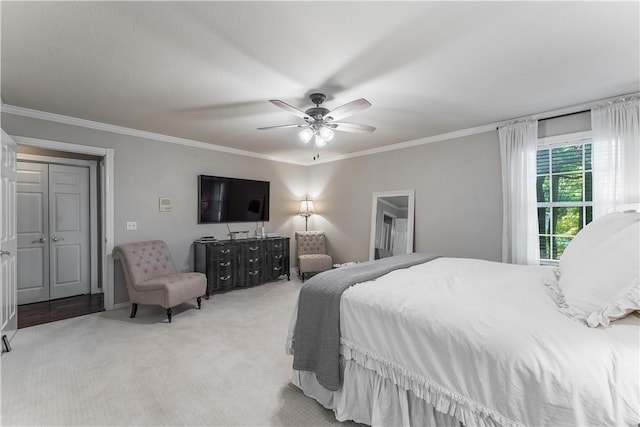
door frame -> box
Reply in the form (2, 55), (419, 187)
(1, 129), (18, 347)
(17, 155), (99, 296)
(13, 136), (115, 310)
(381, 210), (397, 252)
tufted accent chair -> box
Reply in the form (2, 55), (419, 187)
(295, 231), (333, 281)
(113, 240), (207, 323)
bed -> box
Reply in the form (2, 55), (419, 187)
(286, 212), (640, 426)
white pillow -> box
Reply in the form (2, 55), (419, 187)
(557, 211), (640, 327)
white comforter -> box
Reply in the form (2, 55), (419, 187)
(339, 257), (640, 426)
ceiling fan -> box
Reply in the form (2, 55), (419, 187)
(258, 92), (375, 159)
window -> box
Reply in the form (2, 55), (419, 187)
(536, 133), (593, 261)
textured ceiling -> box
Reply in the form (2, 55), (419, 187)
(1, 1), (639, 163)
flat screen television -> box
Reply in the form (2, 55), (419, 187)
(198, 175), (270, 223)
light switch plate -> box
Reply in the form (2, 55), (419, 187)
(159, 197), (172, 212)
(126, 221), (137, 231)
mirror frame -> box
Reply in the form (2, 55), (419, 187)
(369, 189), (415, 261)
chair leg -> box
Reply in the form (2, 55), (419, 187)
(197, 297), (202, 309)
(166, 308), (173, 323)
(130, 303), (138, 318)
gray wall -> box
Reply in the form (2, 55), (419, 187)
(307, 130), (504, 264)
(4, 110), (589, 304)
(2, 113), (307, 304)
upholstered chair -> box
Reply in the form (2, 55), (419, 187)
(113, 240), (207, 323)
(295, 231), (333, 281)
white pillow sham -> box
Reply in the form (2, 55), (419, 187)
(556, 211), (640, 327)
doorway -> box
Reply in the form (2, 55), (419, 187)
(381, 213), (395, 254)
(16, 153), (101, 327)
(2, 134), (114, 345)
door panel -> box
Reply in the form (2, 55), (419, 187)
(54, 193), (80, 231)
(1, 130), (18, 346)
(16, 247), (45, 287)
(17, 163), (49, 304)
(53, 244), (81, 284)
(49, 164), (89, 300)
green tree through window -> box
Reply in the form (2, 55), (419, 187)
(536, 138), (592, 260)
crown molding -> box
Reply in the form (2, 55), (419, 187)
(304, 124), (498, 166)
(1, 103), (307, 166)
(5, 92), (637, 167)
(1, 102), (498, 167)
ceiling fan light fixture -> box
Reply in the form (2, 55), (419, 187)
(315, 134), (327, 147)
(319, 126), (334, 141)
(298, 128), (313, 144)
(261, 92), (374, 159)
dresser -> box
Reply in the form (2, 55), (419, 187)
(194, 237), (290, 296)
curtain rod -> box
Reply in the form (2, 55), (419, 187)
(496, 92), (640, 129)
(538, 109), (590, 122)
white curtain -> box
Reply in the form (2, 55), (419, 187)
(499, 119), (540, 265)
(591, 96), (640, 218)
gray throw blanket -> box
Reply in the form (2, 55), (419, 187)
(292, 252), (440, 391)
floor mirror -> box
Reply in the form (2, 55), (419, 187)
(369, 189), (415, 260)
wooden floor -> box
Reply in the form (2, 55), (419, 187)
(18, 294), (104, 329)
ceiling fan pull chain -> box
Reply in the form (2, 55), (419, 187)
(311, 136), (317, 160)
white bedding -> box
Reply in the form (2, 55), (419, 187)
(289, 257), (640, 426)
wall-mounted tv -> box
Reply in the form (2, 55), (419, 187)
(198, 175), (270, 223)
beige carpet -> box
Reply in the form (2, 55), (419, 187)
(1, 277), (361, 426)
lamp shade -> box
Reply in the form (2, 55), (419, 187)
(298, 198), (316, 216)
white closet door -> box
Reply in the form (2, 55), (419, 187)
(49, 164), (90, 300)
(17, 162), (50, 304)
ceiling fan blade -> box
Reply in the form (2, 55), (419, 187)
(324, 98), (371, 122)
(331, 122), (376, 133)
(257, 124), (306, 130)
(269, 100), (312, 121)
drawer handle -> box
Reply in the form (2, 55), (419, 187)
(274, 255), (283, 259)
(249, 257), (258, 262)
(219, 261), (231, 267)
(220, 275), (231, 281)
(248, 271), (259, 276)
(249, 246), (259, 251)
(274, 244), (281, 248)
(273, 266), (282, 271)
(220, 249), (231, 254)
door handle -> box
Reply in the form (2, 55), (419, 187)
(32, 237), (47, 244)
(51, 236), (65, 242)
(0, 250), (11, 256)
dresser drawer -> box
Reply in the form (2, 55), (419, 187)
(236, 268), (262, 287)
(216, 273), (234, 290)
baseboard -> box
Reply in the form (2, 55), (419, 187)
(112, 301), (131, 310)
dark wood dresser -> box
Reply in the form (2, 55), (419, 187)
(194, 237), (290, 297)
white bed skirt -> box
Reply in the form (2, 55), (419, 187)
(293, 359), (469, 427)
